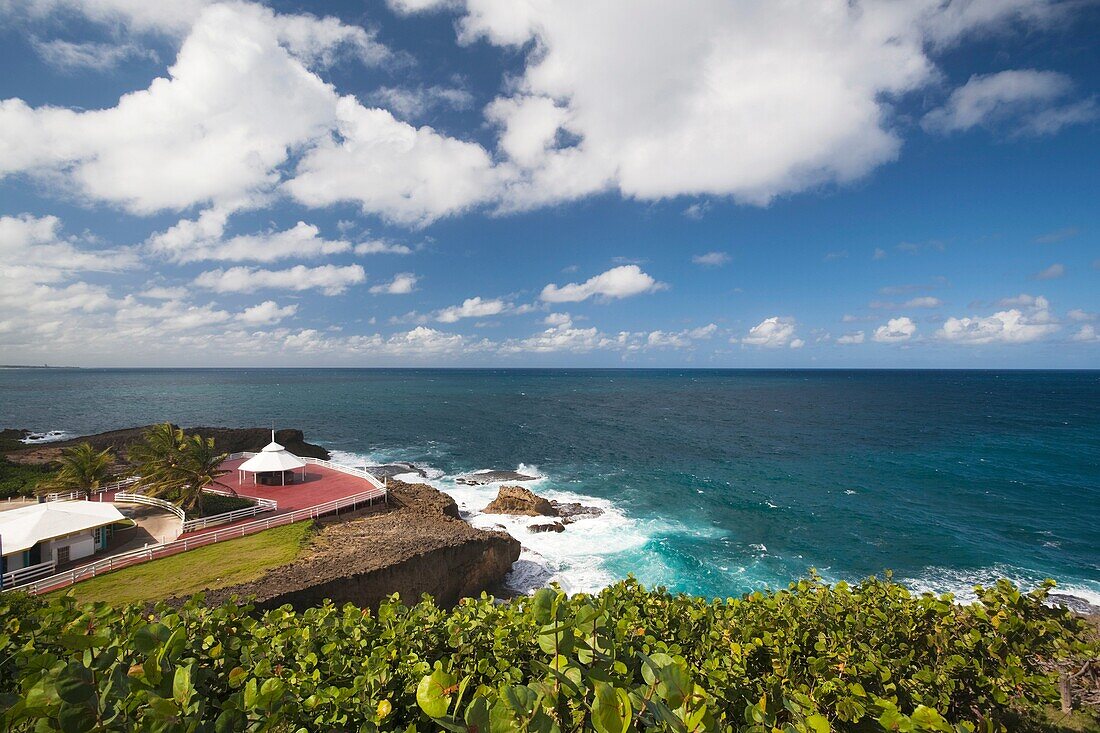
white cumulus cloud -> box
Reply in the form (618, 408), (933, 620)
(923, 69), (1097, 137)
(873, 316), (917, 343)
(741, 316), (799, 348)
(1067, 309), (1096, 322)
(938, 296), (1060, 345)
(436, 296), (507, 322)
(194, 264), (365, 296)
(541, 265), (665, 303)
(1072, 325), (1098, 342)
(284, 97), (502, 226)
(416, 0), (1067, 211)
(238, 300), (298, 325)
(692, 251), (731, 267)
(369, 272), (419, 295)
(0, 2), (395, 216)
(149, 218), (351, 263)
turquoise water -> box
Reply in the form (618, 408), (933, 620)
(2, 368), (1098, 603)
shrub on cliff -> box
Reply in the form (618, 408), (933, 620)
(0, 457), (56, 499)
(1, 576), (1095, 732)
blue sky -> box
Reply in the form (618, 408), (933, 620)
(0, 0), (1097, 367)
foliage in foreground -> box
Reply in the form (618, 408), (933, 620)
(1, 576), (1096, 732)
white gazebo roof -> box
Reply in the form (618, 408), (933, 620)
(0, 501), (126, 555)
(238, 432), (306, 474)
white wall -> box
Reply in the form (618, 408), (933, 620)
(44, 533), (96, 565)
(3, 552), (26, 571)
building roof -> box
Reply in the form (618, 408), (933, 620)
(238, 432), (306, 474)
(0, 501), (126, 555)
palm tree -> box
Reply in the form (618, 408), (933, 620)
(36, 442), (115, 497)
(129, 424), (231, 516)
(127, 422), (184, 481)
(172, 434), (231, 515)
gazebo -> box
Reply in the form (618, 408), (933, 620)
(237, 432), (307, 486)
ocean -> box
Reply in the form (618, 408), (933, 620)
(2, 368), (1098, 605)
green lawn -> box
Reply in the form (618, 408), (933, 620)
(51, 521), (315, 605)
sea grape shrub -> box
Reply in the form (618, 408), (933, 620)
(0, 577), (1093, 732)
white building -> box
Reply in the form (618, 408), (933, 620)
(236, 432), (307, 486)
(0, 501), (126, 576)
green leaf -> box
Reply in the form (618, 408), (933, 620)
(227, 666), (247, 689)
(173, 664), (194, 707)
(805, 713), (830, 733)
(133, 623), (169, 654)
(464, 697), (490, 733)
(532, 588), (555, 625)
(59, 633), (109, 651)
(657, 663), (692, 709)
(243, 678), (259, 710)
(911, 706), (952, 733)
(591, 681), (631, 733)
(56, 677), (94, 705)
(416, 668), (456, 719)
(57, 702), (96, 733)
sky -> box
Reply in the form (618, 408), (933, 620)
(0, 0), (1098, 368)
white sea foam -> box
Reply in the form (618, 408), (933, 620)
(900, 564), (1100, 608)
(327, 448), (658, 596)
(19, 430), (70, 444)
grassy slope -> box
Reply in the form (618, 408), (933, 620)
(51, 521), (315, 605)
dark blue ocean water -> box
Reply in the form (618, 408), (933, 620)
(2, 368), (1098, 602)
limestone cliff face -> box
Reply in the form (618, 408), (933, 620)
(193, 481), (521, 610)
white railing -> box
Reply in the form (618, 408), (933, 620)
(6, 485), (388, 595)
(2, 559), (56, 588)
(38, 476), (142, 502)
(94, 476), (141, 495)
(113, 492), (186, 521)
(301, 457), (387, 490)
(181, 492), (278, 532)
(40, 490), (85, 502)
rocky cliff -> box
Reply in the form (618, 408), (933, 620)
(2, 425), (330, 463)
(187, 480), (521, 610)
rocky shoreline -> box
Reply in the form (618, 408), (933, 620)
(179, 480), (520, 610)
(1, 425), (331, 464)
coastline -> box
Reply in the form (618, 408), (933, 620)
(6, 422), (1099, 614)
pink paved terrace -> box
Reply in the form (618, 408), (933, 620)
(219, 456), (376, 513)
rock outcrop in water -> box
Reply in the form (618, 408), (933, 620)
(364, 462), (430, 480)
(186, 480), (521, 611)
(456, 470), (539, 485)
(484, 485), (558, 516)
(1, 425), (330, 464)
(483, 485), (605, 526)
(528, 521), (566, 533)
